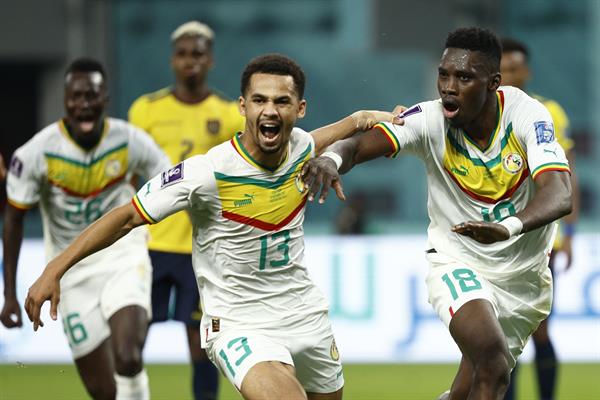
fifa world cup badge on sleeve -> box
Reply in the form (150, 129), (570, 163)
(161, 162), (184, 188)
(9, 156), (23, 178)
(534, 121), (555, 144)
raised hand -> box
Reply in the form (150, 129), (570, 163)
(350, 110), (404, 131)
(452, 221), (511, 244)
(24, 271), (61, 331)
(0, 296), (23, 328)
(300, 157), (344, 204)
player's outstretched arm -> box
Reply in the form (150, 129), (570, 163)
(310, 110), (402, 156)
(1, 205), (28, 328)
(453, 171), (572, 244)
(24, 202), (148, 331)
(302, 127), (396, 204)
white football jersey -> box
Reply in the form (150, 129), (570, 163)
(6, 118), (170, 288)
(133, 128), (329, 330)
(375, 86), (570, 278)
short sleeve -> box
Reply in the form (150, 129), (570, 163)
(544, 100), (573, 151)
(128, 124), (172, 180)
(132, 156), (212, 224)
(372, 103), (427, 158)
(6, 145), (42, 209)
(515, 99), (570, 180)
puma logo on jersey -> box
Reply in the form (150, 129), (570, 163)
(451, 165), (469, 176)
(234, 194), (255, 207)
(543, 147), (558, 157)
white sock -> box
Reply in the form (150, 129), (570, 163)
(115, 369), (150, 400)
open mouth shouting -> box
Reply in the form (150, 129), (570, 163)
(76, 114), (98, 133)
(259, 120), (282, 147)
(442, 98), (460, 119)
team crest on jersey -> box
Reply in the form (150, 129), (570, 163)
(207, 120), (220, 135)
(9, 156), (23, 178)
(161, 162), (184, 188)
(502, 153), (524, 174)
(330, 338), (340, 361)
(534, 121), (555, 144)
(104, 159), (122, 178)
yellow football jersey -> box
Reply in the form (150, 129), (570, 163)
(533, 94), (573, 249)
(129, 88), (245, 253)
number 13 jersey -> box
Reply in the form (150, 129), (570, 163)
(132, 128), (329, 329)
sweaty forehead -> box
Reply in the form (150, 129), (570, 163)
(66, 71), (104, 89)
(440, 48), (487, 73)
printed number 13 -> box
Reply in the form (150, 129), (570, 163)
(259, 230), (290, 270)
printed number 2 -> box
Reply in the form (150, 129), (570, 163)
(218, 337), (253, 377)
(259, 230), (290, 270)
(442, 268), (482, 300)
(63, 313), (88, 345)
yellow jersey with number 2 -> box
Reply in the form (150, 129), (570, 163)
(129, 88), (245, 253)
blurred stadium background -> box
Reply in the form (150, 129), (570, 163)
(1, 0), (599, 399)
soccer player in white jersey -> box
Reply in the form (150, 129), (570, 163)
(23, 54), (401, 400)
(1, 58), (170, 399)
(301, 28), (572, 400)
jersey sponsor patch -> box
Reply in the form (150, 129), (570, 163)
(161, 162), (184, 188)
(534, 121), (555, 144)
(9, 156), (23, 178)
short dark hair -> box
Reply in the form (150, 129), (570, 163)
(500, 37), (530, 62)
(240, 54), (306, 98)
(65, 58), (107, 81)
(445, 27), (502, 73)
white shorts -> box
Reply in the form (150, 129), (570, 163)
(204, 312), (344, 393)
(426, 251), (552, 368)
(58, 254), (152, 359)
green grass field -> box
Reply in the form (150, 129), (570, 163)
(1, 363), (598, 399)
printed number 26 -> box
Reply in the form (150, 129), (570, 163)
(259, 230), (290, 270)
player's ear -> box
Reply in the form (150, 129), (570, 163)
(489, 72), (501, 91)
(297, 99), (306, 119)
(238, 96), (246, 116)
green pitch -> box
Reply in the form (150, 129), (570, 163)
(1, 363), (598, 399)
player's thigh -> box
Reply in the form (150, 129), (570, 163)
(59, 279), (112, 360)
(74, 338), (116, 399)
(149, 250), (177, 322)
(425, 253), (497, 330)
(495, 266), (552, 367)
(307, 388), (343, 400)
(291, 313), (344, 395)
(241, 361), (306, 400)
(170, 253), (201, 325)
(206, 331), (294, 392)
(101, 256), (152, 368)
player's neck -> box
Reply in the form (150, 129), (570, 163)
(462, 94), (498, 149)
(239, 132), (288, 171)
(63, 118), (104, 151)
(173, 83), (211, 104)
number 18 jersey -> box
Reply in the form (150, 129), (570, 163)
(375, 86), (570, 279)
(132, 128), (329, 330)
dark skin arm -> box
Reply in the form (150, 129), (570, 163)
(24, 202), (147, 331)
(452, 170), (572, 244)
(301, 128), (393, 203)
(0, 204), (28, 328)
